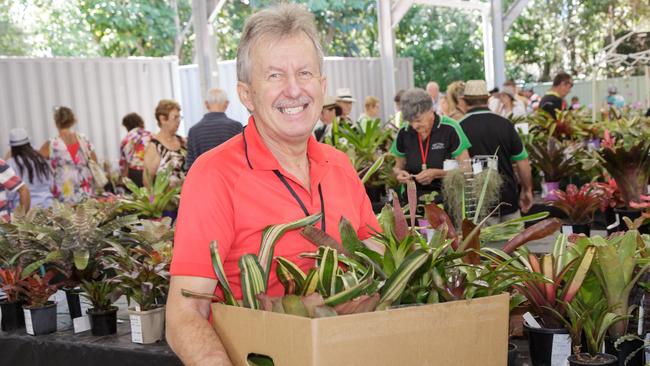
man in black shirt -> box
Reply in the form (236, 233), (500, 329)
(185, 88), (242, 170)
(539, 72), (573, 120)
(459, 80), (533, 222)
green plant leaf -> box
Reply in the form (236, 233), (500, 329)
(238, 254), (265, 310)
(317, 247), (338, 297)
(379, 249), (431, 305)
(210, 241), (238, 306)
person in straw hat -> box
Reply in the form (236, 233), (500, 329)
(313, 95), (338, 142)
(336, 87), (356, 123)
(458, 80), (533, 223)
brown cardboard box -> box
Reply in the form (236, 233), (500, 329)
(212, 293), (509, 366)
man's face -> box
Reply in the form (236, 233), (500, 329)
(558, 79), (573, 98)
(237, 33), (326, 142)
(320, 106), (336, 124)
(338, 101), (352, 117)
(427, 84), (439, 100)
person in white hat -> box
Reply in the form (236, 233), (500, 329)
(313, 95), (338, 142)
(459, 80), (533, 223)
(335, 87), (356, 123)
(495, 85), (526, 118)
(6, 128), (52, 210)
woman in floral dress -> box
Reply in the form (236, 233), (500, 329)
(39, 106), (96, 204)
(119, 112), (152, 187)
(143, 99), (187, 188)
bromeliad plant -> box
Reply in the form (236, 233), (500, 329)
(79, 279), (123, 312)
(120, 168), (181, 218)
(22, 270), (60, 308)
(0, 266), (27, 303)
(548, 182), (615, 225)
(526, 137), (581, 183)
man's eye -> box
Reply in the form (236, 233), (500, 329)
(298, 71), (313, 80)
(268, 73), (283, 81)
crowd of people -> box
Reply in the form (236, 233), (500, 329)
(0, 87), (244, 222)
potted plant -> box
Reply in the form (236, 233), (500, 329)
(120, 168), (181, 219)
(590, 230), (650, 365)
(110, 219), (172, 344)
(506, 235), (596, 366)
(79, 279), (122, 336)
(549, 182), (614, 236)
(527, 137), (581, 200)
(21, 270), (59, 335)
(0, 265), (27, 331)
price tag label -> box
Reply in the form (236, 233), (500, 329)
(472, 162), (483, 175)
(130, 314), (143, 344)
(550, 333), (571, 366)
(443, 159), (458, 171)
(0, 304), (3, 326)
(562, 225), (573, 235)
(24, 309), (34, 335)
(73, 316), (91, 333)
(80, 296), (92, 316)
(523, 312), (542, 328)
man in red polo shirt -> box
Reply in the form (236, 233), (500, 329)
(166, 4), (379, 365)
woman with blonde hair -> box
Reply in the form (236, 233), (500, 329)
(39, 106), (97, 203)
(445, 81), (467, 121)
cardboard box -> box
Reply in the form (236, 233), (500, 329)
(212, 293), (509, 366)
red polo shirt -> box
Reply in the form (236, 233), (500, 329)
(171, 116), (379, 300)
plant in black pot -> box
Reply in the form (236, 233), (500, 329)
(21, 270), (60, 335)
(79, 279), (122, 336)
(549, 182), (614, 237)
(0, 265), (27, 331)
(510, 235), (596, 365)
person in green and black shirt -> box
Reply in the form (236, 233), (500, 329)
(459, 80), (533, 223)
(390, 88), (471, 201)
(539, 72), (573, 120)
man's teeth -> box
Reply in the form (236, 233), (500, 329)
(280, 106), (305, 115)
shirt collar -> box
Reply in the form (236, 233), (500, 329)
(243, 116), (327, 171)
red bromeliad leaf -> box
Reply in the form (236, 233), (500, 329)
(407, 180), (417, 229)
(461, 219), (481, 265)
(301, 226), (351, 256)
(300, 293), (325, 317)
(502, 218), (562, 254)
(392, 192), (408, 242)
(424, 203), (459, 249)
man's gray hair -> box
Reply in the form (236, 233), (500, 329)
(206, 88), (228, 105)
(401, 88), (433, 123)
(236, 4), (324, 83)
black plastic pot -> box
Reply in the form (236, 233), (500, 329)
(525, 324), (570, 366)
(561, 223), (591, 236)
(24, 301), (57, 335)
(0, 301), (25, 331)
(568, 353), (617, 366)
(88, 306), (118, 336)
(508, 342), (518, 366)
(64, 287), (83, 319)
(605, 336), (645, 366)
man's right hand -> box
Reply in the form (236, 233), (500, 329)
(166, 276), (234, 366)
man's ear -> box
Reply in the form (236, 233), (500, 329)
(237, 81), (255, 112)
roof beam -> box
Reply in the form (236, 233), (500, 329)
(503, 0), (530, 32)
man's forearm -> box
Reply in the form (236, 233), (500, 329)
(167, 306), (233, 366)
(515, 160), (533, 192)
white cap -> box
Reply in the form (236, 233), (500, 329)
(9, 128), (29, 147)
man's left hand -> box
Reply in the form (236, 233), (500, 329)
(414, 169), (438, 185)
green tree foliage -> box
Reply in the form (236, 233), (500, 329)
(394, 6), (484, 90)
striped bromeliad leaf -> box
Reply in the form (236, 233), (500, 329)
(258, 213), (322, 285)
(276, 261), (297, 295)
(379, 249), (431, 305)
(323, 264), (375, 307)
(275, 256), (307, 290)
(318, 247), (338, 297)
(210, 241), (238, 306)
(300, 268), (319, 296)
(238, 254), (266, 309)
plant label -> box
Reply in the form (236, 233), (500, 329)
(645, 333), (650, 362)
(561, 225), (573, 235)
(515, 123), (529, 135)
(49, 290), (65, 304)
(0, 305), (3, 326)
(472, 162), (483, 175)
(522, 312), (541, 328)
(130, 314), (143, 344)
(73, 316), (91, 333)
(443, 159), (458, 171)
(23, 309), (34, 335)
(550, 333), (571, 366)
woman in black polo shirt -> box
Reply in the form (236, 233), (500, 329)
(390, 88), (471, 201)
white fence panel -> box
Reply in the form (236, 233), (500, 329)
(180, 57), (415, 131)
(0, 57), (181, 167)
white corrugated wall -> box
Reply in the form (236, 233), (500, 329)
(0, 57), (181, 167)
(180, 57), (415, 130)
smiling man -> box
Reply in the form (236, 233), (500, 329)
(166, 4), (379, 365)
